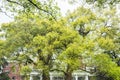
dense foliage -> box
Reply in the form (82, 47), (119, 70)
(0, 0), (120, 80)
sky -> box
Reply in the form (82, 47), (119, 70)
(0, 0), (80, 24)
(0, 0), (120, 24)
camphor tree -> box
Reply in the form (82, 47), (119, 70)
(57, 6), (97, 80)
(1, 11), (84, 80)
(64, 1), (120, 79)
(0, 0), (60, 80)
(94, 7), (120, 80)
(0, 0), (120, 80)
(0, 1), (96, 80)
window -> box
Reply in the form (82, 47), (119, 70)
(33, 75), (40, 80)
(53, 76), (64, 80)
(78, 77), (85, 80)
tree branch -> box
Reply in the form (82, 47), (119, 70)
(78, 28), (90, 37)
(6, 0), (57, 21)
(6, 0), (22, 6)
(27, 0), (57, 21)
(0, 8), (13, 18)
(79, 67), (95, 74)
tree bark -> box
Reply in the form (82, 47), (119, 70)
(65, 72), (72, 80)
(42, 70), (50, 80)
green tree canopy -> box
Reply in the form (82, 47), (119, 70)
(0, 0), (120, 80)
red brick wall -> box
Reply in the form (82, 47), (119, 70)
(3, 62), (21, 80)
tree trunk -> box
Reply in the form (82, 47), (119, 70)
(42, 70), (50, 80)
(65, 72), (72, 80)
